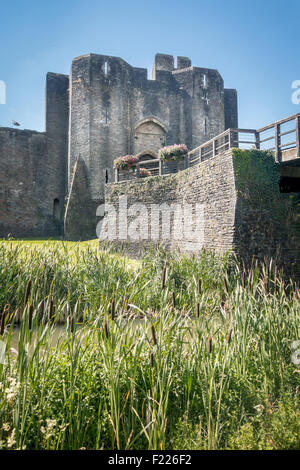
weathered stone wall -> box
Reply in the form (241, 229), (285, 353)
(224, 89), (238, 129)
(0, 73), (69, 239)
(0, 128), (61, 237)
(172, 66), (225, 147)
(64, 158), (99, 240)
(45, 72), (69, 225)
(67, 52), (238, 199)
(101, 149), (300, 278)
(67, 53), (237, 238)
(68, 54), (92, 196)
(101, 150), (237, 255)
(133, 119), (166, 156)
(232, 149), (300, 278)
(0, 52), (238, 241)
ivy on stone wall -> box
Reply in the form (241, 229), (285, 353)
(232, 147), (300, 245)
(232, 148), (280, 207)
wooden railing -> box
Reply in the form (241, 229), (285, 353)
(114, 158), (187, 182)
(114, 113), (300, 183)
(187, 128), (257, 167)
(256, 112), (300, 162)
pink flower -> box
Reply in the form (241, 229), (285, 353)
(114, 155), (139, 170)
(158, 144), (188, 160)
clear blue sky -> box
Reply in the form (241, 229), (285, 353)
(0, 0), (299, 131)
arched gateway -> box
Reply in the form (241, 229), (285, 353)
(133, 117), (167, 157)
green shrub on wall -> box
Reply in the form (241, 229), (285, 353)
(232, 149), (280, 206)
(231, 147), (300, 248)
(288, 193), (300, 242)
(231, 148), (292, 223)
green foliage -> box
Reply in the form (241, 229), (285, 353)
(228, 395), (300, 450)
(231, 148), (300, 245)
(288, 193), (300, 241)
(0, 241), (299, 450)
(232, 148), (282, 210)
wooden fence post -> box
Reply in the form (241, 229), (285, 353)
(213, 138), (216, 157)
(228, 130), (232, 149)
(255, 131), (260, 149)
(159, 159), (162, 176)
(184, 155), (188, 169)
(296, 115), (300, 157)
(274, 123), (281, 162)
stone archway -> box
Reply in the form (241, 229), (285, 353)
(136, 150), (158, 171)
(137, 150), (157, 161)
(133, 117), (167, 156)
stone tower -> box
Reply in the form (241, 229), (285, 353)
(64, 52), (237, 239)
(0, 52), (238, 240)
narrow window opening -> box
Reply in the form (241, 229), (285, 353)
(105, 169), (109, 184)
(104, 61), (108, 76)
(53, 198), (60, 221)
(204, 117), (208, 134)
(203, 73), (207, 88)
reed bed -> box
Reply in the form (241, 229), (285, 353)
(0, 241), (299, 450)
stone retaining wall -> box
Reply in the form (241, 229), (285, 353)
(101, 149), (300, 278)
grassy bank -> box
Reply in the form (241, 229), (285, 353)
(0, 241), (299, 450)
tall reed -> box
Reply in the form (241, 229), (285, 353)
(0, 240), (299, 450)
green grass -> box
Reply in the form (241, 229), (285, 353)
(0, 240), (299, 450)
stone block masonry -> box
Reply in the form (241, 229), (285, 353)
(232, 148), (300, 279)
(0, 52), (238, 240)
(65, 52), (237, 238)
(101, 149), (300, 279)
(64, 157), (100, 241)
(102, 150), (236, 256)
(0, 128), (61, 237)
(0, 73), (69, 239)
(46, 72), (69, 212)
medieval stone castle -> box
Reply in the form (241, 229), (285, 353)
(0, 53), (238, 240)
(0, 51), (299, 277)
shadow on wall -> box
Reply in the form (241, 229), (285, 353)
(232, 149), (300, 280)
